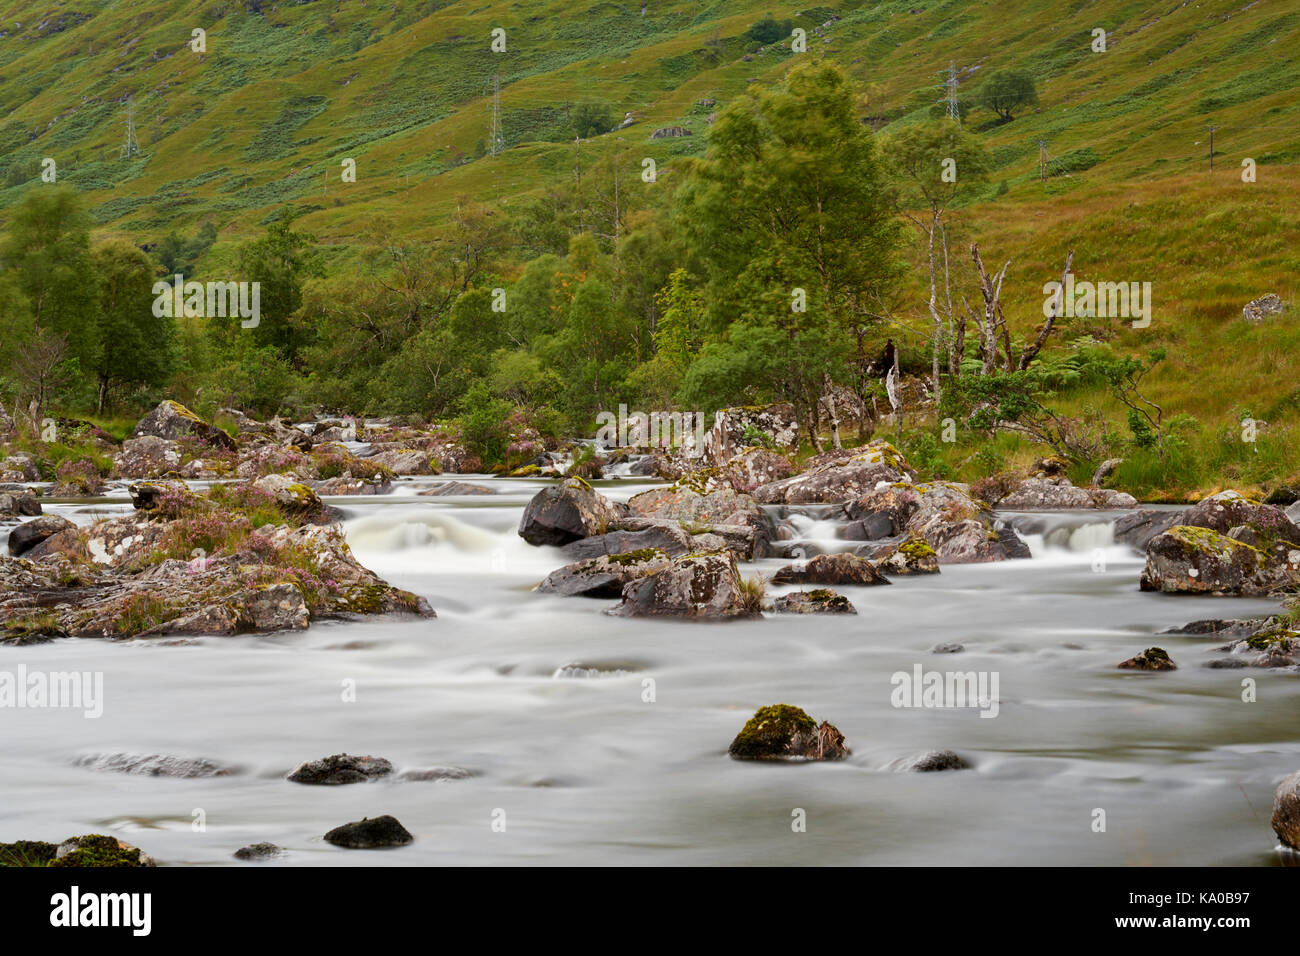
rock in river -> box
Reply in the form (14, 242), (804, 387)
(1117, 647), (1177, 671)
(771, 552), (889, 587)
(324, 815), (413, 849)
(518, 477), (622, 546)
(771, 589), (857, 614)
(728, 704), (848, 761)
(288, 753), (394, 785)
(1273, 770), (1300, 851)
(538, 549), (672, 598)
(609, 550), (759, 619)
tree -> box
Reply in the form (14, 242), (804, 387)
(745, 15), (792, 45)
(90, 241), (176, 412)
(0, 187), (98, 375)
(976, 70), (1038, 122)
(235, 209), (324, 362)
(677, 61), (900, 445)
(1095, 348), (1167, 456)
(571, 102), (614, 139)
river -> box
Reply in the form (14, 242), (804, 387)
(2, 474), (1295, 865)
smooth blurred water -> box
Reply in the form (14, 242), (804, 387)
(2, 478), (1296, 866)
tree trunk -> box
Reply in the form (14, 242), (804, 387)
(822, 373), (842, 450)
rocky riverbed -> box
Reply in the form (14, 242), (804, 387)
(1, 403), (1298, 865)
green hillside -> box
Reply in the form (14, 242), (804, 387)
(1, 0), (1296, 241)
(1, 0), (1298, 500)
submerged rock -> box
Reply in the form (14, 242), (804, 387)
(76, 752), (237, 777)
(1117, 647), (1177, 671)
(538, 549), (672, 598)
(609, 550), (758, 619)
(728, 704), (848, 761)
(234, 842), (285, 861)
(1273, 770), (1300, 850)
(324, 815), (413, 849)
(910, 750), (970, 772)
(397, 767), (473, 782)
(518, 478), (621, 546)
(419, 481), (496, 496)
(771, 589), (857, 614)
(287, 753), (393, 785)
(771, 552), (889, 587)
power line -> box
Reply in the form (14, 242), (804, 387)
(120, 96), (141, 158)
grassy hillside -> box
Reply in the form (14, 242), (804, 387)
(1, 0), (1297, 497)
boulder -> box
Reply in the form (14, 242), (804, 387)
(625, 481), (772, 557)
(771, 589), (857, 614)
(1117, 647), (1177, 671)
(288, 753), (393, 785)
(861, 535), (940, 575)
(609, 550), (758, 619)
(252, 474), (335, 524)
(518, 478), (621, 546)
(1209, 624), (1300, 668)
(1140, 524), (1300, 595)
(848, 480), (1017, 564)
(113, 436), (183, 478)
(133, 399), (235, 450)
(1181, 491), (1300, 544)
(752, 440), (916, 504)
(0, 491), (42, 517)
(0, 453), (40, 482)
(701, 403), (799, 465)
(717, 447), (795, 494)
(418, 481), (496, 496)
(1114, 508), (1185, 550)
(324, 815), (413, 849)
(560, 518), (693, 561)
(1243, 293), (1284, 322)
(537, 549), (672, 598)
(51, 835), (156, 868)
(727, 704), (848, 761)
(1272, 770), (1300, 850)
(7, 515), (74, 557)
(771, 552), (889, 587)
(370, 449), (438, 476)
(996, 476), (1138, 510)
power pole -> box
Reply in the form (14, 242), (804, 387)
(1205, 124), (1218, 171)
(946, 61), (960, 123)
(1038, 140), (1046, 182)
(120, 96), (141, 158)
(489, 74), (503, 157)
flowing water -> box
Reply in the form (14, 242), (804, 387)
(2, 477), (1296, 866)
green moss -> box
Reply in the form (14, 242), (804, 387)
(898, 536), (936, 559)
(0, 840), (58, 867)
(47, 835), (146, 868)
(807, 588), (834, 600)
(606, 548), (667, 566)
(508, 464), (541, 477)
(728, 704), (816, 759)
(1245, 627), (1299, 650)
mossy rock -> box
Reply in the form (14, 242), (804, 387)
(48, 834), (154, 867)
(728, 704), (848, 760)
(0, 840), (58, 867)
